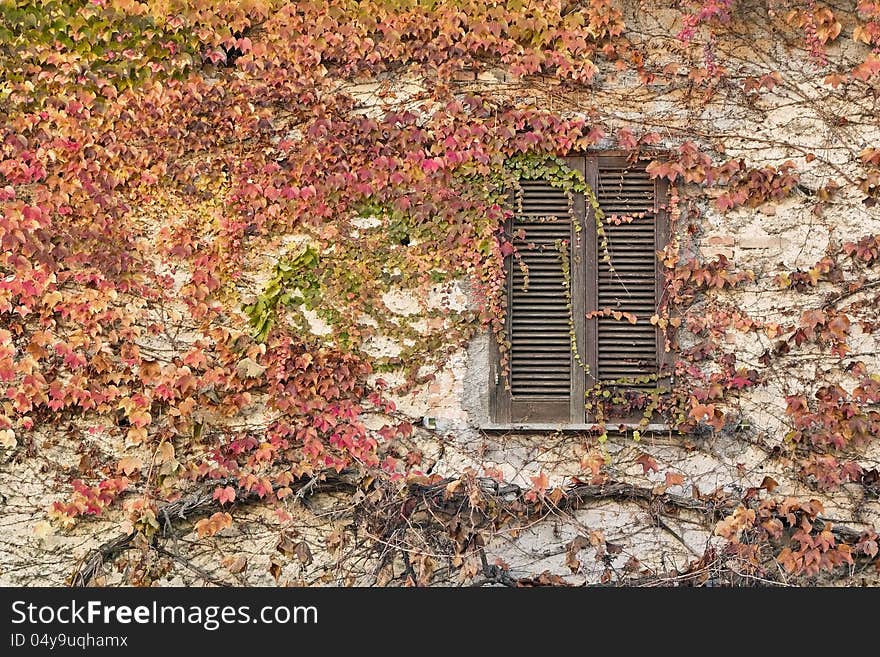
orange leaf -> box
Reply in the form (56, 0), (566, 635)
(194, 511), (232, 538)
(524, 471), (550, 502)
(530, 471), (549, 492)
(760, 476), (779, 493)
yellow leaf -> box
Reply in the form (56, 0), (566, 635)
(445, 479), (462, 496)
(118, 397), (137, 414)
(156, 441), (175, 464)
(0, 428), (16, 449)
(117, 456), (143, 476)
(42, 291), (63, 307)
(235, 357), (267, 379)
(33, 521), (54, 540)
(126, 427), (147, 445)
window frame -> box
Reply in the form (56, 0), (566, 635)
(488, 152), (672, 429)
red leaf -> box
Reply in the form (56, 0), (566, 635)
(617, 128), (637, 150)
(213, 486), (236, 505)
(635, 454), (659, 475)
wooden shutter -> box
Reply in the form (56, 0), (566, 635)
(594, 157), (661, 388)
(491, 154), (667, 427)
(493, 158), (586, 424)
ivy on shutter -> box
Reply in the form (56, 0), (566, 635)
(509, 201), (572, 399)
(491, 154), (667, 427)
(594, 157), (661, 388)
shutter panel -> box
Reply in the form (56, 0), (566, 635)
(595, 161), (659, 387)
(501, 168), (586, 424)
(510, 187), (571, 398)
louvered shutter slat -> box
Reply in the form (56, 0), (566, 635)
(509, 178), (572, 401)
(596, 165), (658, 387)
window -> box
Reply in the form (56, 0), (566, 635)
(489, 154), (670, 426)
